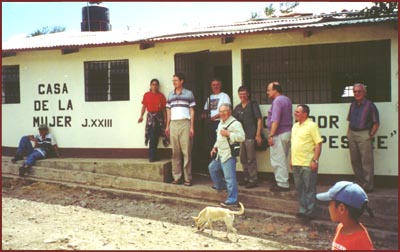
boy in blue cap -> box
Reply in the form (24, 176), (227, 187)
(316, 181), (374, 250)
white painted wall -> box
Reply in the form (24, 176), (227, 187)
(2, 23), (398, 175)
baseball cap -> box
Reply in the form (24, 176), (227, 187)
(38, 124), (49, 130)
(316, 181), (368, 209)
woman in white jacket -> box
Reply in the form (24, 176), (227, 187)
(209, 103), (245, 207)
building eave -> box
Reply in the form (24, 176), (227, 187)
(2, 12), (397, 53)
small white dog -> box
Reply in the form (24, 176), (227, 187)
(192, 202), (244, 241)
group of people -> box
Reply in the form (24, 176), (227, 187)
(137, 75), (377, 249)
(11, 74), (378, 250)
(137, 74), (378, 206)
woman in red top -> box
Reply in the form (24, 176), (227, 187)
(138, 79), (169, 162)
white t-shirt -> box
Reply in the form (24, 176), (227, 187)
(203, 92), (231, 118)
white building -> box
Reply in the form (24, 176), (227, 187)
(2, 10), (398, 181)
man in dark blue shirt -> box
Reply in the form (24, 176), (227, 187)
(347, 84), (379, 192)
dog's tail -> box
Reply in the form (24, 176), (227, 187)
(230, 202), (245, 215)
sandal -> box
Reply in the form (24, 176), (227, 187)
(184, 181), (192, 186)
(171, 180), (180, 185)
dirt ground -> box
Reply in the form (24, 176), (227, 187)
(2, 178), (333, 250)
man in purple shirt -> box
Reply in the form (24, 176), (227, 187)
(347, 83), (379, 193)
(266, 82), (293, 192)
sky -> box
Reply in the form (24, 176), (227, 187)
(2, 2), (373, 42)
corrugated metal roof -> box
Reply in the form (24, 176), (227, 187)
(2, 31), (142, 51)
(147, 15), (397, 42)
(2, 12), (397, 52)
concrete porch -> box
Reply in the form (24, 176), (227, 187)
(2, 156), (398, 249)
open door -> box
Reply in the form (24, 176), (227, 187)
(175, 51), (232, 174)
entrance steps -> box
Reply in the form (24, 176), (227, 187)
(2, 156), (398, 247)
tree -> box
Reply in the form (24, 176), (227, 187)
(251, 2), (300, 20)
(28, 26), (66, 37)
(359, 2), (398, 17)
(249, 11), (261, 20)
(279, 2), (299, 14)
(264, 3), (276, 17)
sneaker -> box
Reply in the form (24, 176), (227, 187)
(18, 166), (26, 177)
(270, 184), (290, 192)
(220, 201), (239, 208)
(238, 180), (248, 186)
(211, 186), (227, 192)
(295, 213), (307, 219)
(245, 181), (258, 189)
(11, 153), (23, 163)
(25, 165), (32, 174)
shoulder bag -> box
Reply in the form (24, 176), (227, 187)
(224, 120), (241, 157)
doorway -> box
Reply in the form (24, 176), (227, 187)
(174, 51), (233, 174)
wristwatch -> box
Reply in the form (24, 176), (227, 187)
(312, 159), (319, 164)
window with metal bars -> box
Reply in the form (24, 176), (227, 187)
(84, 59), (130, 101)
(242, 40), (391, 104)
(2, 65), (20, 104)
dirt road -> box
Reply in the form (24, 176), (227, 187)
(2, 178), (332, 250)
(2, 197), (310, 250)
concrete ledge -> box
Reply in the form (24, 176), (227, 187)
(2, 156), (172, 183)
(2, 162), (297, 215)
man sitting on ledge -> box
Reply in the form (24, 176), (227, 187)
(11, 124), (60, 177)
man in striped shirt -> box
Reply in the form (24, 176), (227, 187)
(347, 83), (380, 193)
(165, 73), (196, 186)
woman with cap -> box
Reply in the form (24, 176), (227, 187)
(138, 79), (169, 162)
(316, 181), (374, 250)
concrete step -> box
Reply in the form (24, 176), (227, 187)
(2, 158), (397, 233)
(2, 162), (298, 214)
(2, 174), (398, 250)
(2, 156), (172, 183)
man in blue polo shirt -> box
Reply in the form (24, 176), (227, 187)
(165, 73), (196, 186)
(347, 83), (379, 193)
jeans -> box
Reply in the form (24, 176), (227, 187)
(148, 124), (160, 161)
(208, 157), (238, 204)
(25, 150), (45, 166)
(17, 136), (34, 156)
(270, 131), (291, 188)
(293, 166), (317, 216)
(17, 136), (45, 166)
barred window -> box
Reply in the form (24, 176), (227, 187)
(2, 65), (20, 104)
(242, 40), (391, 104)
(84, 59), (130, 101)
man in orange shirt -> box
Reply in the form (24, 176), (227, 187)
(317, 181), (374, 250)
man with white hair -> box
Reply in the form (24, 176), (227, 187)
(209, 103), (245, 207)
(347, 83), (379, 193)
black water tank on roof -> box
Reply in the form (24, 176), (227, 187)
(81, 3), (111, 32)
